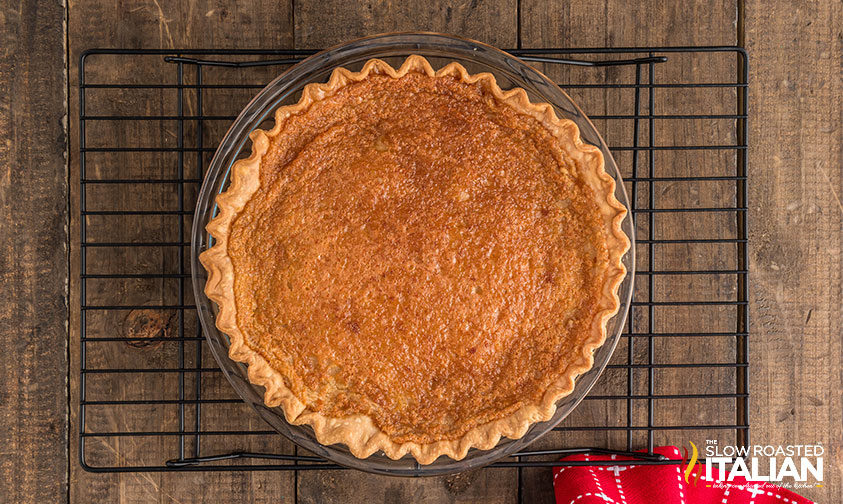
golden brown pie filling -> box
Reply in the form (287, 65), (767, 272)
(202, 56), (628, 462)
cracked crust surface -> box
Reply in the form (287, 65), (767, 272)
(199, 55), (629, 464)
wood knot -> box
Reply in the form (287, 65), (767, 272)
(122, 309), (176, 348)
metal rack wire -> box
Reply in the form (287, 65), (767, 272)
(78, 46), (749, 473)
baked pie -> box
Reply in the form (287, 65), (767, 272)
(200, 55), (629, 464)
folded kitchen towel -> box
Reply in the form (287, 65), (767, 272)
(553, 446), (814, 504)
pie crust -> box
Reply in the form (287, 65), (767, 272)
(200, 55), (629, 464)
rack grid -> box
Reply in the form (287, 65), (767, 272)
(78, 46), (749, 473)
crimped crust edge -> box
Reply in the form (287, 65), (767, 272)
(199, 55), (630, 465)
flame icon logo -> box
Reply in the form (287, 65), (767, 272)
(682, 442), (702, 487)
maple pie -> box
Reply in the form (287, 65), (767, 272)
(200, 55), (629, 464)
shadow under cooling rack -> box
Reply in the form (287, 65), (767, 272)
(77, 46), (749, 473)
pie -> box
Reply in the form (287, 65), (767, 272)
(200, 55), (629, 464)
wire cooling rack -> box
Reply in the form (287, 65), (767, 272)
(78, 47), (749, 473)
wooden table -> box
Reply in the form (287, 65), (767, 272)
(1, 0), (840, 502)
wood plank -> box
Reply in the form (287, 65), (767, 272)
(295, 0), (518, 49)
(297, 468), (517, 504)
(0, 0), (69, 502)
(745, 1), (842, 502)
(63, 3), (843, 504)
(293, 2), (520, 502)
(68, 2), (296, 503)
(521, 0), (736, 48)
(520, 2), (739, 503)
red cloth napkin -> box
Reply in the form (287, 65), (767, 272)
(553, 446), (814, 504)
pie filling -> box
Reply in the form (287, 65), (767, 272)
(226, 70), (610, 444)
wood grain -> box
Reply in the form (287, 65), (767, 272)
(294, 0), (518, 49)
(0, 0), (69, 502)
(297, 469), (517, 504)
(67, 2), (296, 503)
(292, 2), (520, 502)
(520, 2), (739, 502)
(521, 0), (736, 48)
(55, 1), (843, 503)
(745, 0), (843, 502)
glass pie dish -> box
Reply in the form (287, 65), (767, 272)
(191, 32), (635, 476)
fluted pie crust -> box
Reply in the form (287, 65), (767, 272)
(200, 55), (629, 464)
